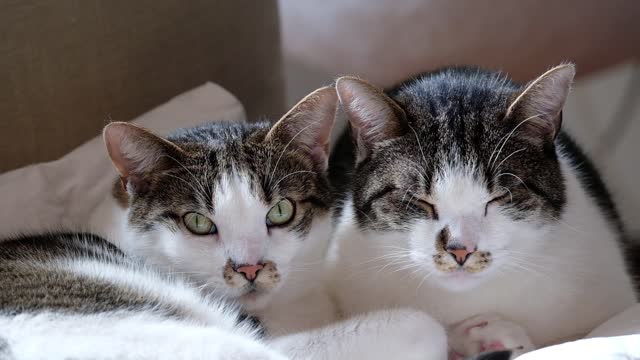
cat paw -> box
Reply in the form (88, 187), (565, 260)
(448, 314), (534, 360)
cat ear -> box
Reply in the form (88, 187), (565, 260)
(335, 76), (407, 162)
(505, 63), (575, 142)
(103, 122), (185, 193)
(265, 86), (338, 171)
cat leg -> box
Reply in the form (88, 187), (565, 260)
(269, 308), (448, 360)
(0, 312), (288, 360)
(448, 313), (535, 360)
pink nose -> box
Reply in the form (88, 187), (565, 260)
(446, 247), (476, 265)
(235, 264), (264, 281)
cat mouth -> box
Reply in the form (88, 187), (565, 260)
(432, 250), (493, 274)
(443, 268), (481, 277)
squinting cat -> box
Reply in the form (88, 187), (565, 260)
(0, 86), (456, 359)
(329, 64), (638, 357)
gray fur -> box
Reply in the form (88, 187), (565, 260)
(0, 233), (232, 322)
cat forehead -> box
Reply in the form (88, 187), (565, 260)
(390, 68), (517, 131)
(431, 165), (491, 214)
(150, 121), (319, 179)
(369, 70), (527, 173)
(390, 67), (518, 111)
(212, 174), (271, 233)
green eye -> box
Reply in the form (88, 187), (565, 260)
(266, 198), (295, 226)
(183, 212), (216, 235)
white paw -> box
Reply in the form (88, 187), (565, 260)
(448, 314), (535, 360)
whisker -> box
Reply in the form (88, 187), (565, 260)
(494, 148), (525, 173)
(268, 123), (315, 187)
(497, 185), (514, 203)
(489, 114), (542, 171)
(407, 124), (429, 170)
(270, 170), (317, 192)
(493, 172), (529, 190)
(162, 154), (209, 197)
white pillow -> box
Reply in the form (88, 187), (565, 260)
(517, 334), (640, 359)
(517, 304), (640, 359)
(0, 82), (246, 237)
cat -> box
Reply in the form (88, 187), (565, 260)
(0, 86), (454, 359)
(0, 233), (284, 360)
(92, 87), (340, 333)
(328, 64), (639, 355)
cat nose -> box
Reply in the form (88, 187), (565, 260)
(234, 263), (264, 282)
(445, 245), (476, 266)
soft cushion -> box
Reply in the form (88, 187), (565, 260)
(0, 82), (245, 238)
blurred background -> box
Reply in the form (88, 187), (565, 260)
(1, 0), (638, 232)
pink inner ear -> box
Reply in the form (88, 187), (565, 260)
(272, 86), (336, 169)
(310, 143), (330, 169)
(104, 124), (133, 180)
(336, 77), (405, 149)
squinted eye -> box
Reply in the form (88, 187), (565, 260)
(417, 199), (438, 220)
(183, 212), (217, 235)
(485, 193), (511, 216)
(266, 198), (295, 227)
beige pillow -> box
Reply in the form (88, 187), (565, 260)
(0, 83), (245, 237)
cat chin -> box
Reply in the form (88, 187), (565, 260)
(429, 270), (490, 292)
(235, 288), (278, 311)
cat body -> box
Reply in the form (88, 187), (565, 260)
(329, 65), (638, 347)
(0, 233), (283, 360)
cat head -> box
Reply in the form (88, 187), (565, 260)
(337, 64), (575, 291)
(103, 86), (337, 310)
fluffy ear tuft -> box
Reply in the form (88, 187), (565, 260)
(266, 86), (338, 171)
(335, 76), (407, 162)
(506, 63), (575, 141)
(103, 122), (184, 193)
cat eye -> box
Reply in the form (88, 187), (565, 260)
(484, 193), (511, 216)
(417, 199), (438, 219)
(266, 198), (295, 227)
(183, 212), (217, 235)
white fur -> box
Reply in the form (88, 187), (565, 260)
(1, 312), (285, 360)
(330, 155), (637, 347)
(270, 308), (447, 360)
